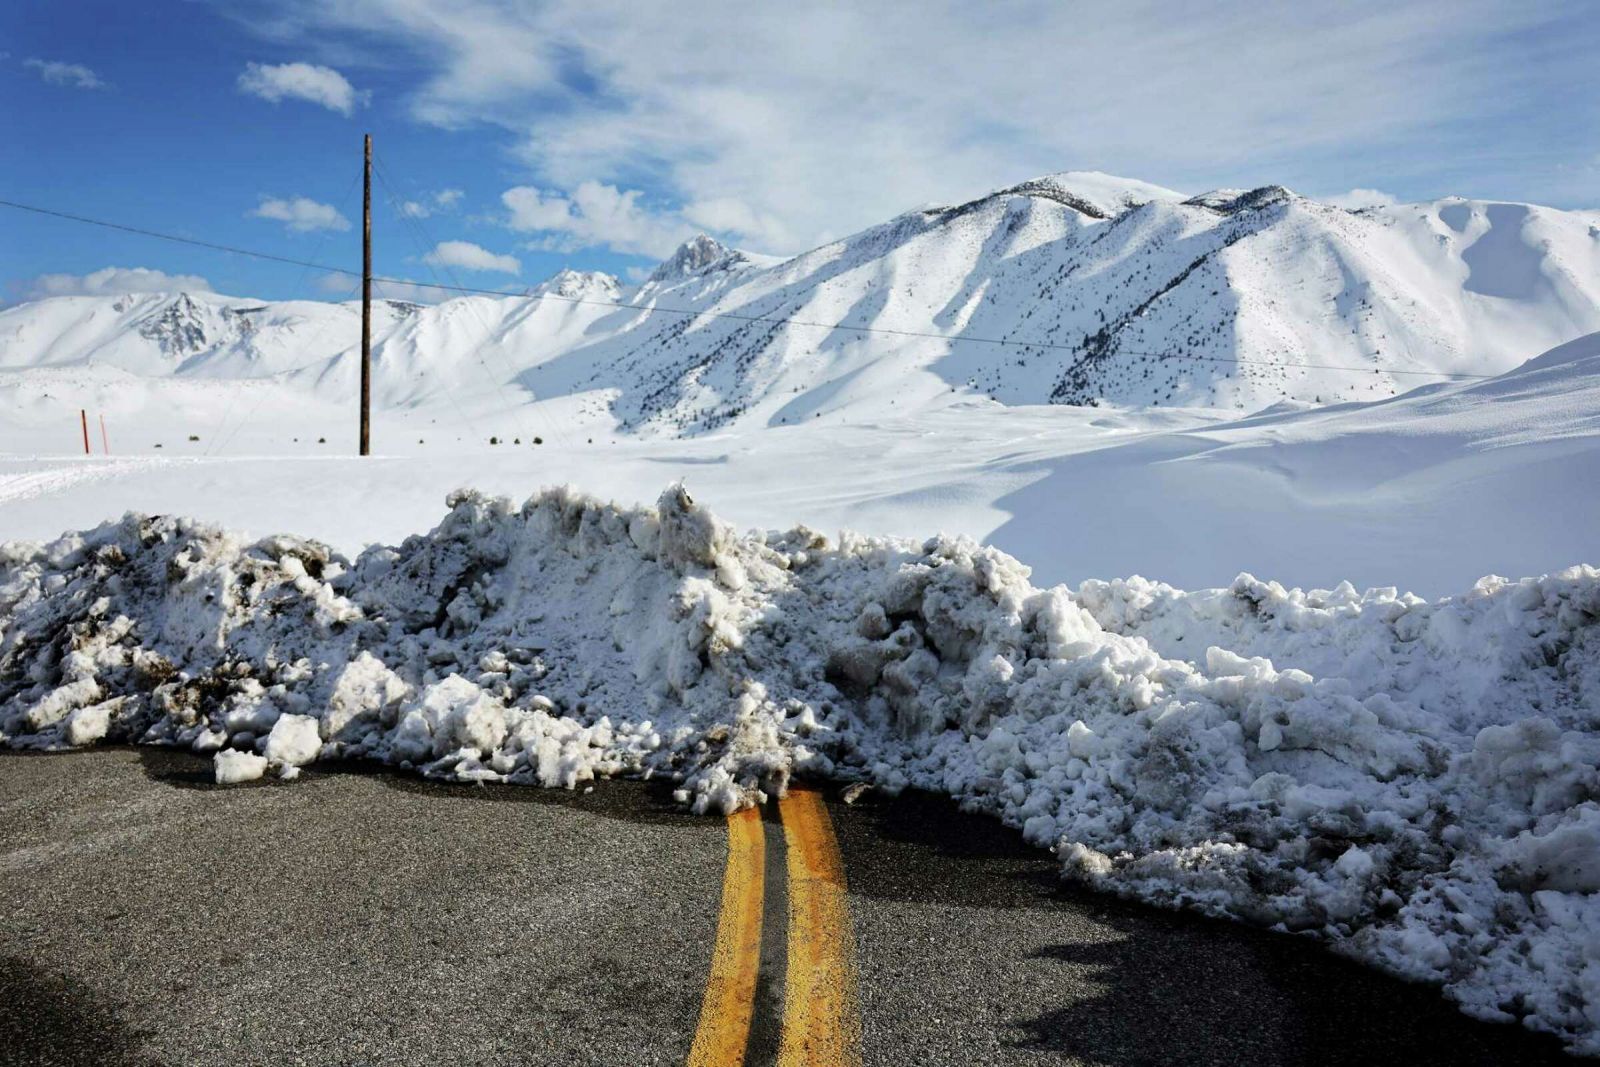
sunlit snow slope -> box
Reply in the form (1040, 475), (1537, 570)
(2, 172), (1598, 436)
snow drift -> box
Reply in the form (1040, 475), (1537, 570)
(3, 486), (1599, 1050)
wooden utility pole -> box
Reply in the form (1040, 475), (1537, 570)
(359, 133), (373, 456)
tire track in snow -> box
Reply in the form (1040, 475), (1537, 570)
(0, 460), (161, 508)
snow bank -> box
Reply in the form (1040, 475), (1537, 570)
(3, 485), (1598, 1050)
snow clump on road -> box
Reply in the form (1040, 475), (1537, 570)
(2, 485), (1598, 1050)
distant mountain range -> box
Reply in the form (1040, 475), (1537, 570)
(3, 171), (1598, 434)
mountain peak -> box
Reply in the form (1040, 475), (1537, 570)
(1008, 171), (1186, 216)
(648, 234), (750, 283)
(1184, 186), (1299, 215)
(936, 171), (1185, 223)
(529, 269), (622, 302)
(135, 291), (215, 355)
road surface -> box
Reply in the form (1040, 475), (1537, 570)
(0, 748), (1573, 1066)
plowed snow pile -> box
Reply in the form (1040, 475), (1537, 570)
(4, 486), (1599, 1050)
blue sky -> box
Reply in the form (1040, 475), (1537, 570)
(3, 0), (1596, 304)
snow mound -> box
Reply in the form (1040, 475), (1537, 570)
(3, 486), (1599, 1050)
(1519, 329), (1600, 373)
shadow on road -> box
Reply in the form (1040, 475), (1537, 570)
(835, 786), (1573, 1066)
(833, 786), (1070, 909)
(126, 744), (706, 829)
(0, 957), (160, 1067)
(1015, 907), (1571, 1066)
(4, 751), (1578, 1064)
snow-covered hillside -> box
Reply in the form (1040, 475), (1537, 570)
(564, 176), (1600, 432)
(3, 170), (1597, 437)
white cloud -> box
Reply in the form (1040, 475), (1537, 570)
(1324, 187), (1401, 209)
(228, 1), (1600, 249)
(502, 185), (574, 232)
(251, 196), (352, 233)
(400, 188), (465, 218)
(422, 240), (520, 274)
(682, 197), (792, 252)
(22, 267), (211, 300)
(238, 61), (366, 115)
(502, 182), (692, 258)
(25, 58), (105, 90)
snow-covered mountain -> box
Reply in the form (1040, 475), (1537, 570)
(559, 174), (1600, 432)
(526, 269), (622, 302)
(3, 170), (1598, 435)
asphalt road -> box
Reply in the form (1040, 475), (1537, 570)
(0, 748), (1575, 1066)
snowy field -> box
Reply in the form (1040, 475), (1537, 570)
(4, 329), (1598, 597)
(3, 319), (1599, 1049)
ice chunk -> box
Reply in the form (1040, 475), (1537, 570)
(214, 749), (268, 784)
(264, 714), (322, 767)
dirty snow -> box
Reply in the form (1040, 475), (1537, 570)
(2, 483), (1598, 1051)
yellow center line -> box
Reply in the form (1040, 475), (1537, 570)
(688, 806), (767, 1067)
(777, 786), (862, 1067)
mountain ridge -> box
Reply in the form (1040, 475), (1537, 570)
(3, 171), (1598, 435)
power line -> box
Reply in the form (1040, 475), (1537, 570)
(210, 277), (365, 455)
(0, 199), (358, 274)
(370, 153), (539, 444)
(371, 149), (585, 448)
(204, 166), (364, 457)
(363, 158), (506, 444)
(0, 195), (1494, 381)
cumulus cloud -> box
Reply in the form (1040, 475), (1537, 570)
(25, 59), (105, 90)
(238, 61), (367, 115)
(227, 1), (1599, 250)
(682, 198), (793, 252)
(1325, 187), (1401, 210)
(251, 196), (352, 233)
(400, 188), (465, 218)
(502, 182), (692, 258)
(501, 186), (573, 232)
(21, 267), (211, 300)
(422, 240), (520, 274)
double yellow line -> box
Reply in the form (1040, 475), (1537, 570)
(687, 786), (860, 1067)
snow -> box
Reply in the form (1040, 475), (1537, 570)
(2, 471), (1599, 1050)
(5, 328), (1598, 600)
(3, 170), (1600, 1049)
(213, 749), (268, 784)
(2, 175), (1597, 436)
(263, 713), (324, 769)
